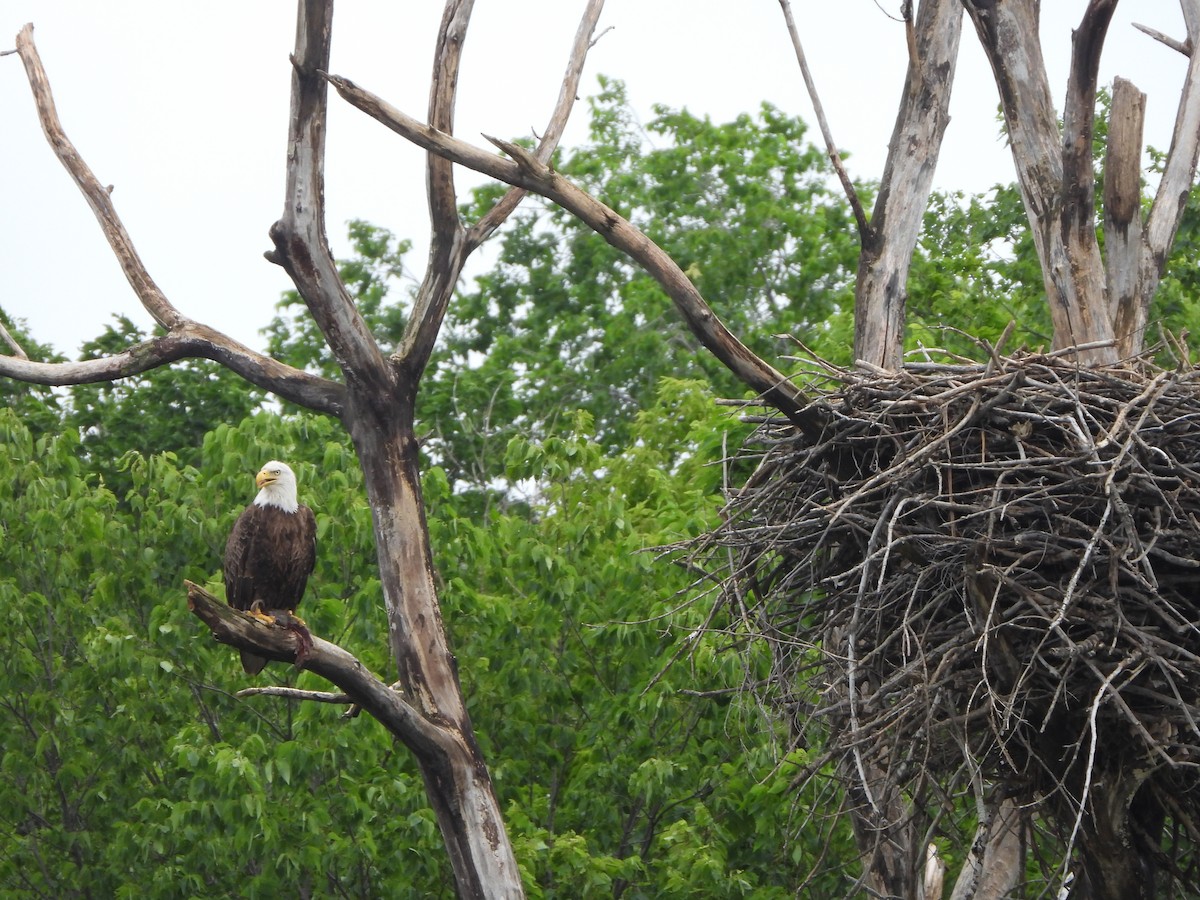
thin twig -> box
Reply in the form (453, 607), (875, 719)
(776, 0), (870, 236)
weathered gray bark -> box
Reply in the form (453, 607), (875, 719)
(949, 796), (1023, 900)
(778, 0), (963, 371)
(1105, 76), (1147, 348)
(855, 0), (963, 370)
(964, 0), (1119, 364)
(1118, 2), (1200, 356)
(964, 1), (1200, 362)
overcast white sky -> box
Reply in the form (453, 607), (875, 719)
(0, 2), (1190, 357)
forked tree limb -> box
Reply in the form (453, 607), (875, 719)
(964, 0), (1117, 362)
(463, 0), (606, 252)
(1129, 1), (1200, 349)
(396, 0), (606, 380)
(265, 1), (393, 402)
(186, 581), (447, 756)
(5, 24), (345, 415)
(327, 73), (819, 431)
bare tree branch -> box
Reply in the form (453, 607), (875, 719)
(327, 73), (819, 431)
(464, 0), (606, 251)
(7, 23), (345, 415)
(393, 0), (473, 384)
(236, 685), (353, 703)
(1133, 21), (1193, 56)
(187, 582), (448, 757)
(395, 0), (606, 379)
(777, 0), (869, 236)
(1062, 1), (1118, 236)
(1128, 1), (1200, 346)
(13, 24), (182, 332)
(425, 0), (472, 251)
(0, 319), (29, 359)
(0, 324), (344, 413)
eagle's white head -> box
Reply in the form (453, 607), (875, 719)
(253, 460), (300, 513)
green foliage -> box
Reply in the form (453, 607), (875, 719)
(430, 379), (828, 896)
(0, 408), (447, 897)
(12, 71), (1200, 899)
(907, 184), (1052, 357)
(421, 79), (858, 498)
(1147, 149), (1200, 358)
(0, 381), (837, 896)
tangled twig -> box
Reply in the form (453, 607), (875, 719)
(691, 351), (1200, 893)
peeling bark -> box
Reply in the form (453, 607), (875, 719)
(1105, 77), (1146, 353)
(963, 0), (1118, 364)
(854, 0), (963, 371)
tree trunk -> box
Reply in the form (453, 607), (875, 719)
(949, 796), (1023, 900)
(350, 397), (520, 897)
(964, 0), (1118, 363)
(1105, 76), (1147, 358)
(855, 0), (963, 370)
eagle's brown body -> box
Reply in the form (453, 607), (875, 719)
(224, 461), (317, 674)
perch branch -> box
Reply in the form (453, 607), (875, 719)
(326, 73), (820, 431)
(186, 582), (446, 755)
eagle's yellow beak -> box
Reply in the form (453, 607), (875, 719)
(256, 469), (276, 489)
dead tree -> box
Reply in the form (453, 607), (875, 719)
(963, 0), (1200, 366)
(1, 2), (612, 894)
(0, 1), (816, 894)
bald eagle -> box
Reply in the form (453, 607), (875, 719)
(224, 460), (317, 674)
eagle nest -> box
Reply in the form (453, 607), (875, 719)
(696, 349), (1200, 882)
